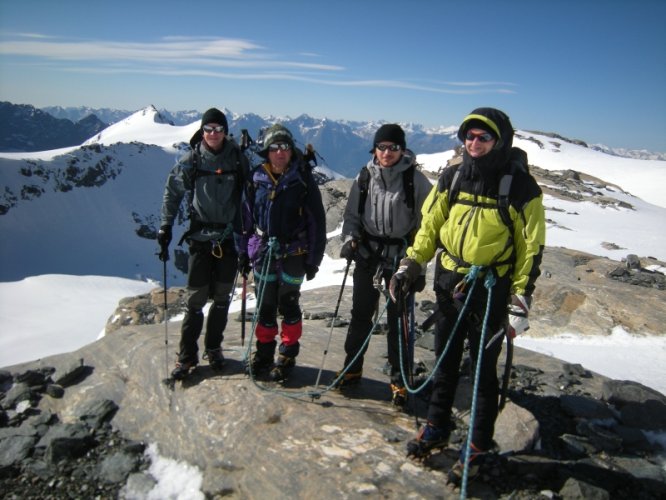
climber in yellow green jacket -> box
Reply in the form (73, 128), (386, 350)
(389, 107), (546, 484)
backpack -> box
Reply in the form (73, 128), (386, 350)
(357, 163), (416, 216)
(442, 147), (528, 236)
(177, 142), (248, 245)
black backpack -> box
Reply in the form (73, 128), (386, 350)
(356, 163), (416, 216)
(442, 147), (528, 236)
(177, 142), (248, 245)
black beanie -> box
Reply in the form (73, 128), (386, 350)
(200, 108), (228, 134)
(370, 124), (406, 153)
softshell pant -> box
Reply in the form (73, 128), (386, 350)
(253, 253), (305, 359)
(178, 239), (237, 363)
(343, 261), (410, 384)
(426, 266), (510, 451)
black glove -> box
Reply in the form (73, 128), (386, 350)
(305, 265), (318, 281)
(340, 240), (357, 261)
(238, 253), (251, 277)
(414, 274), (426, 293)
(389, 258), (422, 302)
(157, 225), (172, 262)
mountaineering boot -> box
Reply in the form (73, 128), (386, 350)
(171, 357), (198, 381)
(248, 352), (273, 377)
(390, 382), (407, 408)
(246, 340), (276, 377)
(446, 442), (486, 485)
(203, 348), (225, 371)
(270, 355), (295, 382)
(406, 422), (450, 459)
(270, 338), (299, 382)
(333, 369), (362, 388)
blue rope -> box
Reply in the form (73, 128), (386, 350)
(460, 270), (496, 500)
(307, 297), (389, 399)
(392, 264), (497, 499)
(243, 237), (277, 364)
(396, 267), (483, 395)
(244, 238), (389, 401)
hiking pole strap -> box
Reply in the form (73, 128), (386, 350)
(499, 334), (513, 411)
(421, 308), (443, 332)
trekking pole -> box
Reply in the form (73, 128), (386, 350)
(162, 258), (169, 382)
(311, 258), (352, 398)
(407, 291), (416, 414)
(241, 275), (247, 347)
(315, 150), (328, 164)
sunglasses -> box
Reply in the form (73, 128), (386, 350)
(375, 143), (402, 152)
(465, 131), (494, 143)
(202, 125), (225, 134)
(268, 143), (292, 152)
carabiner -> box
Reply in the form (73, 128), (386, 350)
(372, 264), (384, 291)
(211, 240), (224, 259)
(453, 279), (467, 301)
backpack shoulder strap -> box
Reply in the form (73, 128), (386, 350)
(358, 163), (416, 216)
(185, 145), (201, 218)
(445, 166), (462, 205)
(402, 164), (415, 212)
(357, 166), (370, 216)
(497, 173), (514, 231)
(497, 147), (529, 232)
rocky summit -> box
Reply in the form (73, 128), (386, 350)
(2, 246), (666, 499)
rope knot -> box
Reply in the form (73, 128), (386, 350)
(464, 265), (483, 284)
(483, 270), (496, 290)
(267, 236), (281, 253)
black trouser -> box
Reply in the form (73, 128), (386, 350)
(255, 253), (305, 327)
(253, 253), (305, 359)
(179, 239), (237, 362)
(426, 265), (510, 451)
(343, 260), (410, 383)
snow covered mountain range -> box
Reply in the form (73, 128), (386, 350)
(42, 103), (666, 162)
(1, 104), (665, 289)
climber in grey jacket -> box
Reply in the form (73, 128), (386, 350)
(336, 124), (432, 407)
(157, 107), (249, 380)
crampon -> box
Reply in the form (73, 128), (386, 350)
(406, 423), (449, 460)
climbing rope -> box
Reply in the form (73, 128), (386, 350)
(395, 266), (485, 395)
(393, 265), (499, 499)
(459, 270), (495, 499)
(242, 238), (390, 401)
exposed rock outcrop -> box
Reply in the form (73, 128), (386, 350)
(2, 275), (665, 499)
(107, 247), (666, 339)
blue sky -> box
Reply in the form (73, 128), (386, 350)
(1, 0), (664, 152)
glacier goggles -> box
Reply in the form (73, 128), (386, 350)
(464, 131), (495, 143)
(202, 124), (225, 134)
(267, 142), (292, 152)
(375, 143), (402, 152)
